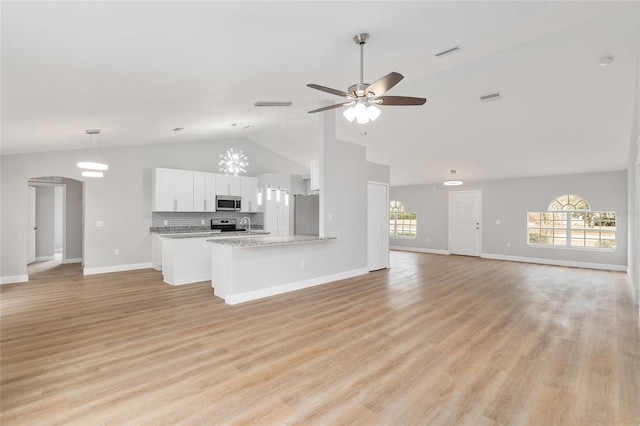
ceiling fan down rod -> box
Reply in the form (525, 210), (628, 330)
(353, 33), (369, 86)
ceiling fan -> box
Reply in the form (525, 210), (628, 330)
(307, 33), (426, 124)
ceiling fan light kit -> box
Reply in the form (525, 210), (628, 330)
(307, 33), (426, 124)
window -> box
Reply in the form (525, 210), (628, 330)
(527, 195), (616, 250)
(389, 201), (417, 238)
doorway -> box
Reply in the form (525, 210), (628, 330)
(27, 177), (84, 280)
(449, 190), (482, 256)
(368, 181), (389, 271)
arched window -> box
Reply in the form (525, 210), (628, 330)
(548, 194), (590, 211)
(528, 194), (616, 249)
(389, 201), (417, 238)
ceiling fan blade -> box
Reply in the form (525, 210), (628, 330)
(306, 84), (351, 98)
(308, 101), (354, 114)
(375, 96), (426, 106)
(365, 72), (404, 97)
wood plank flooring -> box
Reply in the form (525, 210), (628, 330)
(1, 251), (639, 425)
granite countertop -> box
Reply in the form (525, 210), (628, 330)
(150, 226), (212, 234)
(162, 230), (269, 239)
(207, 235), (336, 248)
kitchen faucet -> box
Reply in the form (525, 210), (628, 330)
(240, 216), (251, 232)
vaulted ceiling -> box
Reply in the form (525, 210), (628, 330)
(2, 1), (639, 185)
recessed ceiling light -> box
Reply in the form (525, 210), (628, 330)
(435, 46), (463, 57)
(480, 92), (501, 103)
(255, 102), (292, 107)
(172, 127), (184, 132)
(599, 56), (614, 66)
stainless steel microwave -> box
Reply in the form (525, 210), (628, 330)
(216, 195), (241, 211)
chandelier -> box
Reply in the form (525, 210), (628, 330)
(218, 123), (248, 176)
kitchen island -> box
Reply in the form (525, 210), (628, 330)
(160, 230), (269, 285)
(209, 235), (337, 304)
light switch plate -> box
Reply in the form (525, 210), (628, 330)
(96, 220), (104, 227)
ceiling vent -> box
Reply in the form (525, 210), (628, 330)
(435, 46), (463, 57)
(480, 92), (501, 103)
(254, 102), (292, 107)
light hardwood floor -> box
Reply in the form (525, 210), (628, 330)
(1, 251), (639, 425)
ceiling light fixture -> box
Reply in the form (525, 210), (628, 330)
(218, 123), (248, 176)
(444, 169), (463, 186)
(77, 129), (108, 178)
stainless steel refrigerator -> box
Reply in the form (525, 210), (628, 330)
(294, 194), (319, 236)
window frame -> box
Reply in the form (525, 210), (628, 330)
(389, 201), (417, 239)
(527, 209), (617, 252)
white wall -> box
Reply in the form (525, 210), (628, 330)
(54, 186), (63, 253)
(35, 186), (55, 260)
(391, 170), (628, 269)
(1, 137), (308, 281)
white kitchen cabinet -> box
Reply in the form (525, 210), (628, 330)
(194, 172), (217, 212)
(265, 197), (290, 236)
(152, 168), (194, 211)
(310, 159), (320, 192)
(240, 176), (258, 212)
(215, 174), (241, 196)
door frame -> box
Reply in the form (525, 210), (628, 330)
(448, 190), (482, 256)
(367, 181), (390, 271)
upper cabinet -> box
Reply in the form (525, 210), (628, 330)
(310, 160), (320, 192)
(152, 168), (194, 212)
(193, 172), (217, 212)
(153, 168), (260, 212)
(215, 174), (241, 196)
(240, 176), (258, 212)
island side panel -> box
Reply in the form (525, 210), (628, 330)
(221, 240), (358, 304)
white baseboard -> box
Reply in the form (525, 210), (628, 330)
(164, 273), (210, 286)
(0, 274), (29, 285)
(63, 258), (83, 264)
(35, 255), (55, 261)
(225, 268), (369, 305)
(481, 253), (627, 272)
(83, 262), (153, 275)
(390, 246), (450, 255)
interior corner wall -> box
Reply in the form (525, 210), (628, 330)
(61, 178), (83, 261)
(0, 137), (308, 281)
(390, 170), (628, 268)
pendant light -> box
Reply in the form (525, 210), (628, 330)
(219, 123), (248, 176)
(77, 129), (108, 178)
(444, 169), (464, 186)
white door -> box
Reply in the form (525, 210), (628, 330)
(449, 191), (482, 256)
(27, 186), (36, 264)
(368, 182), (389, 271)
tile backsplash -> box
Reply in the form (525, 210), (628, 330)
(152, 211), (263, 228)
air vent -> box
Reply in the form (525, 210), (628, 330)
(435, 46), (463, 57)
(172, 127), (184, 132)
(29, 177), (62, 183)
(254, 102), (292, 107)
(480, 92), (501, 103)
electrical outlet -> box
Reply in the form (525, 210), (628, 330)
(506, 242), (511, 248)
(300, 259), (305, 268)
(201, 219), (205, 225)
(164, 220), (168, 226)
(114, 249), (120, 255)
(96, 220), (103, 227)
(427, 237), (431, 242)
(495, 220), (501, 225)
(328, 214), (333, 222)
